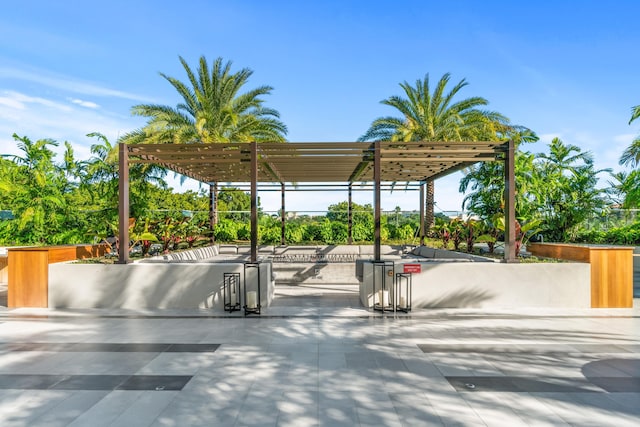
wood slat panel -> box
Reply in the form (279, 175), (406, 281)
(127, 140), (507, 184)
(528, 243), (591, 262)
(590, 248), (633, 308)
(8, 249), (48, 308)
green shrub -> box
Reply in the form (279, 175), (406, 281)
(259, 225), (281, 244)
(214, 219), (238, 242)
(285, 223), (305, 243)
(236, 222), (250, 240)
(302, 222), (323, 242)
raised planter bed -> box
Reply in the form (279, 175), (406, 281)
(7, 244), (109, 307)
(528, 243), (634, 308)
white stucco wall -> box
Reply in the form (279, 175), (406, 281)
(49, 262), (274, 310)
(360, 260), (591, 309)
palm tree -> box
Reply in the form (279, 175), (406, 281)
(607, 170), (640, 208)
(121, 56), (288, 238)
(359, 73), (510, 234)
(538, 137), (593, 173)
(620, 105), (640, 168)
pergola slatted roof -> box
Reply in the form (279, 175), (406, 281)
(127, 140), (507, 184)
(118, 140), (517, 264)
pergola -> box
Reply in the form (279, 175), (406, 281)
(118, 140), (516, 263)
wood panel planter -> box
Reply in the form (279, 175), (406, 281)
(7, 244), (109, 308)
(0, 255), (8, 283)
(528, 243), (633, 308)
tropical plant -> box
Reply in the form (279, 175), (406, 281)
(619, 105), (640, 168)
(359, 72), (514, 233)
(606, 170), (640, 208)
(462, 219), (478, 253)
(461, 142), (538, 221)
(494, 214), (542, 254)
(475, 218), (500, 253)
(121, 56), (288, 236)
(462, 137), (608, 243)
(449, 218), (464, 251)
(433, 217), (451, 249)
(128, 218), (158, 256)
(531, 138), (609, 241)
(0, 134), (67, 244)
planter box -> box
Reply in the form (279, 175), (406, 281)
(7, 244), (109, 308)
(528, 243), (633, 308)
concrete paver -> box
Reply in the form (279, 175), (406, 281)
(0, 284), (638, 426)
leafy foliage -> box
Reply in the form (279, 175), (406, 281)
(461, 137), (610, 243)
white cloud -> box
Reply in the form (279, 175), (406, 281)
(0, 90), (72, 112)
(0, 90), (142, 160)
(70, 98), (100, 109)
(0, 95), (25, 110)
(0, 66), (154, 102)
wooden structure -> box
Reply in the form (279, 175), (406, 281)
(528, 243), (633, 308)
(7, 244), (109, 308)
(122, 140), (517, 263)
(0, 255), (7, 283)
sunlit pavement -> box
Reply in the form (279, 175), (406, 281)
(0, 286), (638, 427)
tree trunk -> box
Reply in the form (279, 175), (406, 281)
(425, 179), (435, 236)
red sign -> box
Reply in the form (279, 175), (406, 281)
(403, 264), (421, 274)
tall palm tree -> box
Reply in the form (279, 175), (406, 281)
(607, 170), (640, 208)
(620, 105), (640, 168)
(121, 56), (288, 237)
(359, 73), (510, 233)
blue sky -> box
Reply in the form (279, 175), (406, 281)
(1, 0), (638, 213)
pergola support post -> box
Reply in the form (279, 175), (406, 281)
(504, 139), (517, 263)
(280, 183), (286, 246)
(209, 182), (217, 243)
(250, 142), (258, 263)
(348, 183), (353, 245)
(373, 142), (381, 261)
(419, 183), (425, 245)
(117, 143), (130, 264)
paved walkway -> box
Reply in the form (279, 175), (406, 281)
(0, 284), (638, 427)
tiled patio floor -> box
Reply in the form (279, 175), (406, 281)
(0, 284), (638, 426)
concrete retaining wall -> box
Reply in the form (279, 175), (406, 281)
(360, 260), (591, 309)
(411, 246), (496, 262)
(274, 262), (361, 284)
(49, 262), (274, 310)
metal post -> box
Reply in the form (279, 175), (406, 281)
(419, 183), (425, 245)
(348, 183), (353, 245)
(281, 182), (286, 246)
(374, 141), (381, 261)
(250, 142), (258, 263)
(209, 182), (217, 243)
(504, 139), (517, 262)
(117, 143), (130, 264)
